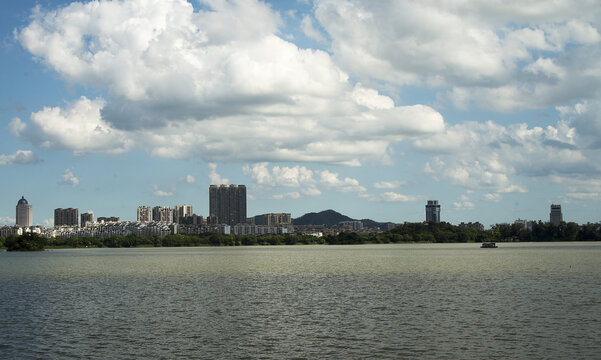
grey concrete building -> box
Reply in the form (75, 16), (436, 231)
(54, 208), (79, 227)
(425, 200), (441, 223)
(209, 184), (247, 225)
(81, 212), (94, 227)
(550, 204), (563, 226)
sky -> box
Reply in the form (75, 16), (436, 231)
(2, 0), (601, 228)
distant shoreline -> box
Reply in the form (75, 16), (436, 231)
(2, 221), (600, 250)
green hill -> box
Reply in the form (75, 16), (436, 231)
(292, 209), (354, 226)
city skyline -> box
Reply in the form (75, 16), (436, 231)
(5, 193), (574, 230)
(2, 1), (601, 228)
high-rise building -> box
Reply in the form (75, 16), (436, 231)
(54, 208), (79, 227)
(137, 206), (151, 222)
(16, 196), (33, 227)
(81, 212), (94, 227)
(209, 184), (247, 225)
(173, 205), (193, 224)
(152, 206), (174, 223)
(550, 204), (563, 226)
(425, 200), (441, 223)
(264, 213), (292, 226)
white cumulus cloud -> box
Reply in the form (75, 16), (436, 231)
(10, 97), (132, 155)
(272, 192), (301, 200)
(152, 184), (174, 197)
(15, 0), (444, 165)
(0, 217), (16, 226)
(415, 119), (596, 195)
(317, 169), (366, 193)
(59, 169), (79, 186)
(208, 163), (229, 185)
(301, 15), (326, 43)
(380, 192), (419, 202)
(374, 181), (404, 189)
(0, 150), (39, 165)
(314, 0), (601, 111)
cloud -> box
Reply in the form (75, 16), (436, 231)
(16, 0), (444, 165)
(185, 175), (195, 184)
(272, 192), (301, 200)
(301, 15), (326, 43)
(152, 184), (174, 197)
(548, 176), (601, 203)
(302, 187), (322, 196)
(208, 163), (229, 185)
(317, 169), (366, 193)
(10, 97), (132, 155)
(484, 193), (502, 202)
(559, 101), (601, 148)
(415, 119), (597, 194)
(379, 192), (420, 202)
(244, 162), (320, 197)
(314, 0), (601, 111)
(243, 162), (369, 198)
(0, 217), (16, 226)
(59, 169), (79, 186)
(565, 192), (601, 201)
(0, 150), (39, 165)
(453, 201), (476, 211)
(243, 162), (315, 187)
(374, 180), (404, 189)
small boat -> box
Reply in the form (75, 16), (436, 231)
(481, 242), (498, 248)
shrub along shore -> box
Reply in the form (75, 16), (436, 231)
(1, 221), (600, 251)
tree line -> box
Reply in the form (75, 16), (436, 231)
(1, 221), (600, 250)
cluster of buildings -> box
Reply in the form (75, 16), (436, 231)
(2, 192), (568, 240)
(2, 185), (292, 238)
(425, 200), (564, 232)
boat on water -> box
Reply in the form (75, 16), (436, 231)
(481, 242), (498, 248)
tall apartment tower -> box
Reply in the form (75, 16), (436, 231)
(16, 196), (33, 227)
(81, 212), (94, 227)
(264, 213), (292, 226)
(137, 206), (151, 222)
(425, 200), (441, 223)
(54, 208), (79, 227)
(173, 205), (193, 224)
(152, 206), (174, 223)
(550, 204), (563, 226)
(209, 184), (247, 225)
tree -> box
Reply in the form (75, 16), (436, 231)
(5, 233), (46, 251)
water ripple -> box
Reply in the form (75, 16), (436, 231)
(1, 243), (600, 359)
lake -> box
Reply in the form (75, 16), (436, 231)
(1, 243), (600, 359)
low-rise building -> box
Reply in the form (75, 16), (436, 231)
(458, 222), (485, 231)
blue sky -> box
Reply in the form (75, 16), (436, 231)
(2, 0), (601, 227)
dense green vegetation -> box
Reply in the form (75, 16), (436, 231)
(37, 233), (325, 248)
(293, 209), (353, 226)
(1, 221), (600, 250)
(4, 232), (47, 251)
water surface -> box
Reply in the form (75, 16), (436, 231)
(1, 243), (600, 359)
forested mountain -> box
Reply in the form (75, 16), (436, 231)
(293, 209), (353, 226)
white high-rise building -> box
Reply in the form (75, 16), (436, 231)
(137, 206), (151, 222)
(152, 206), (174, 223)
(16, 196), (33, 227)
(174, 205), (193, 224)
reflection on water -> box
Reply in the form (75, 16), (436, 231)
(1, 243), (600, 359)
